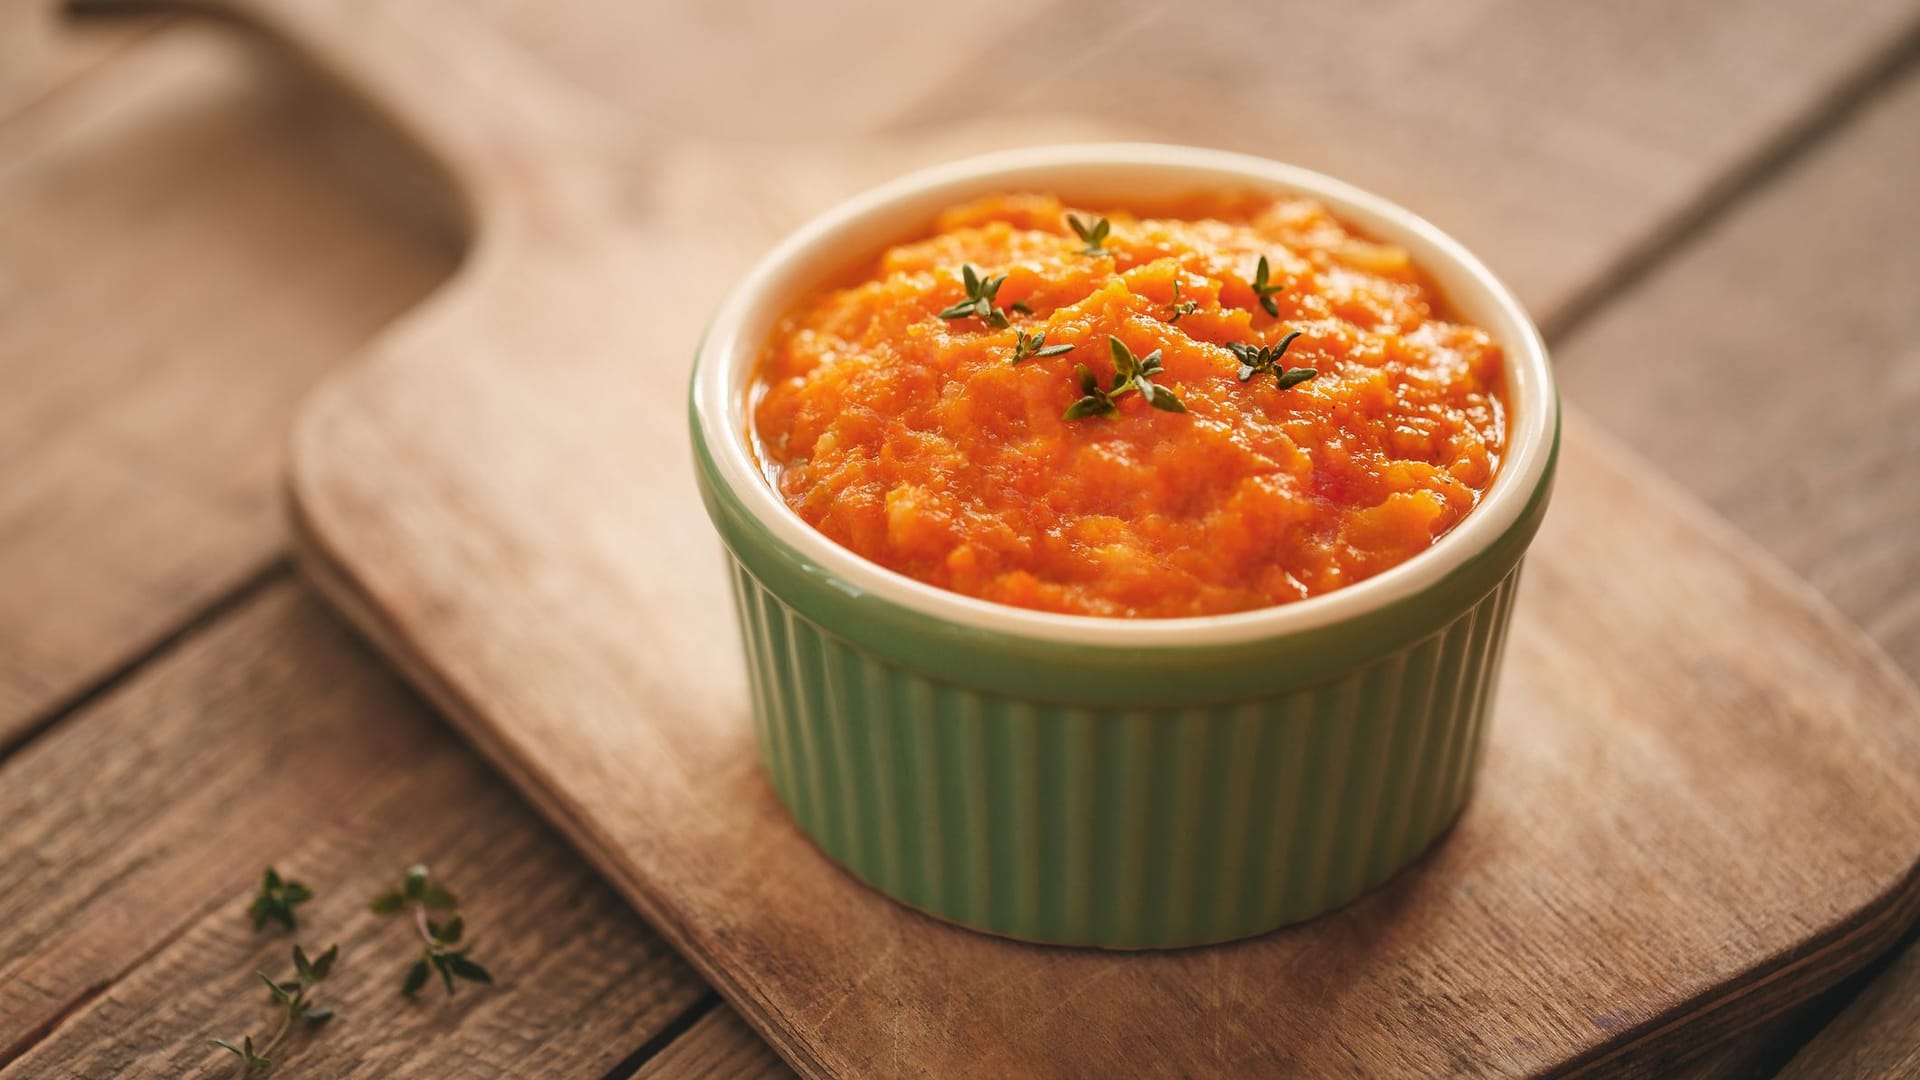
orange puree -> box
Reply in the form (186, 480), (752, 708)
(751, 193), (1507, 618)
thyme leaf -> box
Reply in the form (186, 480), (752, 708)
(1227, 331), (1317, 389)
(371, 865), (492, 998)
(937, 263), (1013, 329)
(1067, 213), (1112, 255)
(246, 867), (313, 933)
(1251, 255), (1285, 317)
(1011, 328), (1075, 364)
(1063, 337), (1188, 419)
(210, 943), (338, 1074)
(1165, 279), (1199, 324)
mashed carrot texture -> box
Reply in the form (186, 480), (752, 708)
(752, 193), (1507, 618)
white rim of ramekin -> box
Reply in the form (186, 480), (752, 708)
(692, 143), (1556, 648)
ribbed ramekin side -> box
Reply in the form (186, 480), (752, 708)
(727, 559), (1524, 948)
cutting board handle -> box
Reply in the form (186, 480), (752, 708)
(71, 0), (614, 239)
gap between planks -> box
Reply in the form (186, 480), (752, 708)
(1542, 17), (1920, 343)
(0, 557), (290, 764)
(0, 582), (712, 1077)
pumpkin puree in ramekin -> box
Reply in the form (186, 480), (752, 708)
(752, 193), (1507, 618)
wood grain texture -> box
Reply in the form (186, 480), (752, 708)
(1561, 56), (1920, 675)
(12, 0), (1919, 1075)
(645, 962), (1907, 1080)
(0, 582), (708, 1075)
(0, 23), (456, 749)
(297, 376), (1920, 1077)
(467, 0), (1052, 141)
(475, 0), (1920, 323)
(634, 1007), (796, 1080)
(1557, 55), (1920, 1080)
(1663, 995), (1865, 1080)
(639, 966), (1888, 1080)
(224, 0), (1920, 1073)
(1778, 937), (1920, 1079)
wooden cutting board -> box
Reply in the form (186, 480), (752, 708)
(153, 0), (1920, 1074)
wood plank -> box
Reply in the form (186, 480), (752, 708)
(1670, 1002), (1848, 1080)
(635, 1006), (796, 1080)
(303, 354), (1920, 1076)
(0, 24), (456, 749)
(466, 0), (1053, 140)
(1555, 53), (1920, 1080)
(1560, 55), (1920, 675)
(467, 0), (1920, 322)
(622, 906), (1888, 1078)
(0, 581), (709, 1073)
(1778, 938), (1920, 1079)
(18, 0), (1920, 1068)
(203, 0), (1920, 1072)
(416, 4), (1920, 1071)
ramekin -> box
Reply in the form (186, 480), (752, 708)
(689, 144), (1559, 948)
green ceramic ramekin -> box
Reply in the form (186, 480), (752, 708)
(690, 145), (1559, 948)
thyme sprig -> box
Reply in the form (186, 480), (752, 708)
(937, 264), (1013, 329)
(1228, 331), (1317, 389)
(246, 867), (313, 933)
(1067, 213), (1111, 255)
(211, 944), (338, 1074)
(1165, 280), (1198, 324)
(1011, 328), (1074, 364)
(1063, 365), (1115, 419)
(1064, 336), (1188, 419)
(371, 865), (493, 997)
(1251, 255), (1285, 316)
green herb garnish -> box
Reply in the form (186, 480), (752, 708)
(1063, 365), (1115, 419)
(1064, 336), (1188, 419)
(1166, 280), (1198, 324)
(1067, 213), (1111, 255)
(371, 864), (492, 997)
(210, 943), (338, 1074)
(1011, 328), (1074, 364)
(937, 264), (1012, 329)
(1251, 255), (1285, 317)
(247, 867), (313, 933)
(1228, 331), (1317, 389)
(211, 1034), (269, 1074)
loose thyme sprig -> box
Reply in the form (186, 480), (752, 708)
(1165, 280), (1198, 324)
(210, 943), (338, 1074)
(1064, 336), (1188, 419)
(247, 867), (313, 932)
(937, 264), (1012, 329)
(1011, 328), (1074, 364)
(370, 865), (492, 997)
(1067, 213), (1111, 255)
(1251, 255), (1285, 316)
(1228, 331), (1318, 389)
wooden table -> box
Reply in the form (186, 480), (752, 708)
(3, 1), (1918, 1076)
